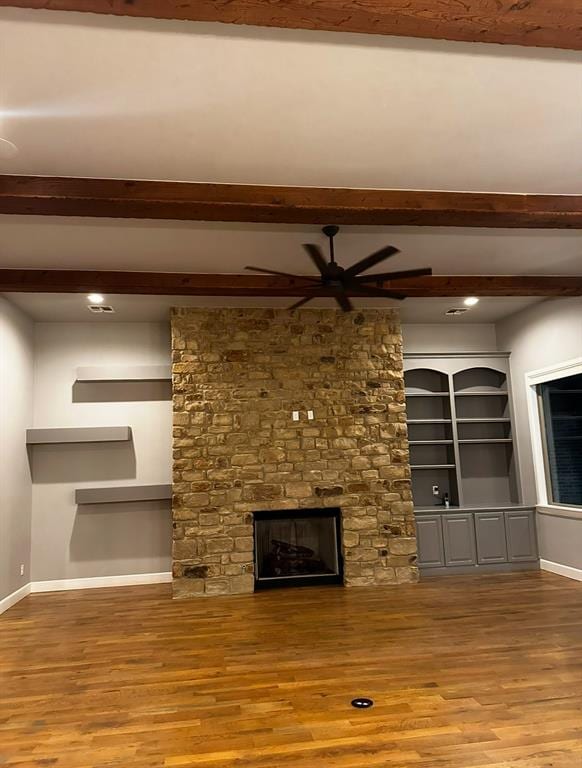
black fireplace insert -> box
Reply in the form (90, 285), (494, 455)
(253, 508), (343, 590)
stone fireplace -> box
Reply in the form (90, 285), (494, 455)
(171, 308), (417, 598)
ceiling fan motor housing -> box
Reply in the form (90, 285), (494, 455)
(322, 225), (340, 239)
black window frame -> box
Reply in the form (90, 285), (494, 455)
(537, 372), (582, 509)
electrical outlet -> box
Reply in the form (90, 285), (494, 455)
(20, 563), (24, 576)
(292, 411), (300, 421)
(307, 409), (314, 420)
(432, 485), (440, 497)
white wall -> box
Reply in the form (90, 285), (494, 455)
(402, 323), (497, 353)
(0, 297), (34, 601)
(31, 323), (172, 582)
(496, 298), (582, 572)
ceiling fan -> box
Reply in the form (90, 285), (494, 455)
(245, 226), (432, 312)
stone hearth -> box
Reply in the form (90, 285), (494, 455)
(171, 308), (417, 598)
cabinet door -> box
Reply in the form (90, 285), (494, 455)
(415, 515), (445, 568)
(475, 511), (508, 564)
(505, 510), (538, 562)
(442, 513), (477, 566)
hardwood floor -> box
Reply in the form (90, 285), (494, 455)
(2, 572), (582, 767)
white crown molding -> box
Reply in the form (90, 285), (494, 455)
(541, 560), (582, 582)
(0, 583), (31, 616)
(31, 572), (172, 593)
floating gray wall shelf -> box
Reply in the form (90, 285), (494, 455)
(75, 484), (172, 505)
(76, 365), (171, 382)
(26, 426), (132, 445)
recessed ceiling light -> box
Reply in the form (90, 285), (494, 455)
(87, 293), (104, 304)
(0, 137), (18, 159)
(88, 304), (115, 314)
(463, 296), (479, 307)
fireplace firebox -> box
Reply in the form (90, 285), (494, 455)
(253, 508), (343, 590)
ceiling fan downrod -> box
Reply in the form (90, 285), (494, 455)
(322, 225), (339, 264)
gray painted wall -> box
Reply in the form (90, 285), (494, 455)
(0, 297), (34, 600)
(496, 298), (582, 570)
(401, 323), (497, 353)
(31, 323), (172, 582)
(4, 302), (578, 582)
(537, 510), (582, 569)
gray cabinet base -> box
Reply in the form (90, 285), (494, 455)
(420, 561), (539, 577)
(415, 507), (538, 575)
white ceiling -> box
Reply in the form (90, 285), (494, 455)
(1, 7), (581, 193)
(1, 216), (581, 275)
(6, 292), (543, 324)
(0, 8), (580, 322)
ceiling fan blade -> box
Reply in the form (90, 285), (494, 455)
(356, 267), (433, 283)
(348, 283), (406, 301)
(246, 266), (320, 283)
(335, 292), (354, 312)
(303, 244), (329, 276)
(343, 245), (400, 278)
(288, 295), (316, 310)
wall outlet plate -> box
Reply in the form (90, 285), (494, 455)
(292, 411), (300, 421)
(432, 485), (440, 496)
(307, 410), (314, 420)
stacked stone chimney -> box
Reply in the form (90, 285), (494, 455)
(171, 308), (417, 598)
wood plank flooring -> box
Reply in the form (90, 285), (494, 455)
(2, 572), (582, 767)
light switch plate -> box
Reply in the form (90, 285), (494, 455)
(292, 411), (300, 421)
(307, 410), (314, 420)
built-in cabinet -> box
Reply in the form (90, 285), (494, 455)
(415, 515), (445, 568)
(415, 507), (537, 572)
(474, 511), (507, 564)
(405, 354), (538, 575)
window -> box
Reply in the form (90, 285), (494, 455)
(538, 372), (582, 507)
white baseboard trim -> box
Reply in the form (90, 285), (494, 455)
(0, 583), (32, 616)
(31, 572), (172, 593)
(541, 560), (582, 582)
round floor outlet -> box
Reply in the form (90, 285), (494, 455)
(351, 697), (374, 709)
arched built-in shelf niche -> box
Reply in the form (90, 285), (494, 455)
(405, 368), (449, 395)
(404, 368), (452, 434)
(453, 367), (511, 438)
(404, 360), (521, 510)
(453, 367), (518, 507)
(404, 368), (458, 508)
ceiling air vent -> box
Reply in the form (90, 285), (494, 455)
(445, 307), (469, 316)
(88, 305), (115, 314)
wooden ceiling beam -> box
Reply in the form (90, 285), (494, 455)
(1, 271), (581, 297)
(2, 1), (582, 51)
(2, 176), (582, 228)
